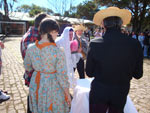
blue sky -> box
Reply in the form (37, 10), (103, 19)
(13, 0), (88, 13)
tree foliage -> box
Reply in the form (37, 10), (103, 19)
(63, 6), (77, 18)
(16, 4), (54, 17)
(16, 4), (31, 13)
(63, 1), (99, 20)
(93, 0), (150, 32)
(76, 1), (99, 20)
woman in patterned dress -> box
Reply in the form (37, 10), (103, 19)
(24, 18), (71, 113)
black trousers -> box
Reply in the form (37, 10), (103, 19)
(27, 95), (32, 113)
(89, 103), (125, 113)
(89, 82), (129, 113)
(75, 58), (85, 79)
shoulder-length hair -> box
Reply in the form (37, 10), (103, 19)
(39, 18), (59, 42)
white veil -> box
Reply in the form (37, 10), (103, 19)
(55, 27), (76, 88)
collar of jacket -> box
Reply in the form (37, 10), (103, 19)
(103, 27), (122, 40)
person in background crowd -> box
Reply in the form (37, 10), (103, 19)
(84, 28), (91, 42)
(143, 32), (150, 57)
(101, 28), (105, 36)
(86, 7), (143, 113)
(20, 13), (48, 113)
(121, 28), (126, 34)
(94, 28), (102, 38)
(125, 31), (130, 36)
(0, 41), (10, 103)
(138, 32), (145, 49)
(73, 25), (88, 79)
(132, 32), (137, 39)
(24, 18), (71, 113)
(70, 38), (80, 70)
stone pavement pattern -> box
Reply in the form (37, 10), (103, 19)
(0, 37), (149, 113)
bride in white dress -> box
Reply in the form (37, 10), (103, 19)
(55, 27), (77, 88)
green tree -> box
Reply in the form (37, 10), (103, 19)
(93, 0), (150, 32)
(29, 4), (43, 17)
(16, 5), (31, 13)
(65, 6), (77, 18)
(64, 11), (70, 17)
(76, 1), (99, 20)
(142, 12), (150, 31)
(0, 0), (17, 20)
(44, 8), (54, 15)
(16, 4), (54, 17)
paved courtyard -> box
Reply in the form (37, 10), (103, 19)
(0, 37), (150, 113)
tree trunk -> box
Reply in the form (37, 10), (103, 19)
(132, 0), (139, 32)
(4, 0), (9, 20)
(138, 0), (147, 32)
(133, 0), (147, 32)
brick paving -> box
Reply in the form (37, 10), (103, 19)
(0, 37), (150, 113)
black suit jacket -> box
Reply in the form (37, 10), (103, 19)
(86, 28), (143, 102)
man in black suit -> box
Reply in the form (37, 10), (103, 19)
(86, 7), (143, 113)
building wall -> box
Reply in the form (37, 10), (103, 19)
(0, 21), (27, 35)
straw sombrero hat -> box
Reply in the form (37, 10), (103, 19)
(93, 7), (131, 26)
(73, 25), (86, 31)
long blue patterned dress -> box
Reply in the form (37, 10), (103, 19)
(24, 40), (70, 113)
